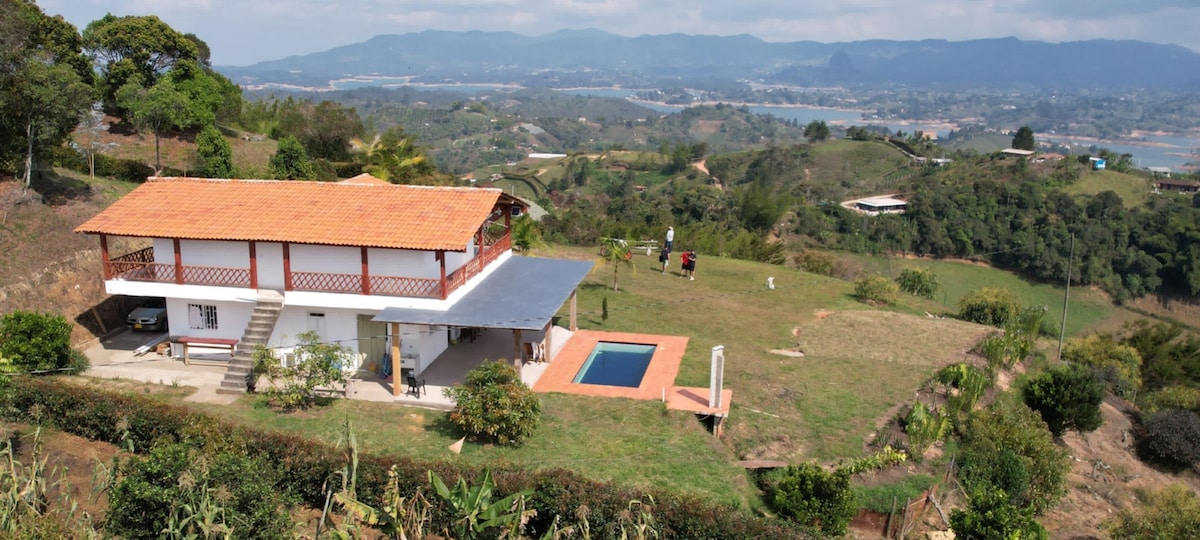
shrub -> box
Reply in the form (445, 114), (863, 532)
(895, 268), (939, 299)
(950, 486), (1048, 540)
(853, 274), (898, 305)
(1062, 334), (1142, 399)
(1023, 363), (1106, 437)
(251, 331), (350, 410)
(957, 287), (1022, 327)
(903, 402), (951, 459)
(794, 250), (835, 276)
(1138, 408), (1200, 468)
(935, 363), (992, 422)
(765, 462), (856, 536)
(958, 401), (1069, 514)
(0, 311), (76, 373)
(1139, 385), (1200, 414)
(444, 360), (541, 446)
(1104, 484), (1200, 539)
(106, 441), (295, 540)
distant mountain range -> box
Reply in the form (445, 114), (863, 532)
(218, 29), (1200, 92)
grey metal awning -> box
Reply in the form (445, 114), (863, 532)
(373, 255), (594, 331)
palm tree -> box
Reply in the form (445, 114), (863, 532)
(599, 237), (635, 291)
(510, 214), (546, 254)
(350, 127), (431, 182)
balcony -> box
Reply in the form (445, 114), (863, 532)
(103, 233), (511, 300)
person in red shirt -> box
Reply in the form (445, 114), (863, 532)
(681, 249), (697, 280)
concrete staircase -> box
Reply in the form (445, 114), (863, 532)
(216, 291), (284, 395)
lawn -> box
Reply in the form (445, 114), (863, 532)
(163, 246), (1071, 506)
(838, 253), (1116, 338)
(1060, 170), (1151, 207)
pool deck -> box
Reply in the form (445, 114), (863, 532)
(534, 329), (732, 416)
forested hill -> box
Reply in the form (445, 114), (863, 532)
(220, 31), (1200, 91)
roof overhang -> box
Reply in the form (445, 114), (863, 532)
(373, 256), (594, 331)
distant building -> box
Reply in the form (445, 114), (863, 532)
(853, 196), (907, 215)
(1002, 148), (1035, 158)
(1147, 166), (1172, 178)
(1090, 157), (1107, 170)
(1155, 179), (1200, 193)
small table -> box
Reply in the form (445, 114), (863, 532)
(176, 337), (239, 365)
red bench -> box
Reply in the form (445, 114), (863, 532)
(176, 337), (239, 365)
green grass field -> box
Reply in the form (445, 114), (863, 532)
(166, 245), (1125, 508)
(1060, 170), (1151, 207)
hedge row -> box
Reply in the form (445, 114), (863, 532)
(6, 378), (807, 539)
(52, 146), (170, 182)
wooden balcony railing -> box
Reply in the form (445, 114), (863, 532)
(103, 231), (511, 299)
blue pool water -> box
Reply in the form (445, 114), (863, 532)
(572, 342), (656, 388)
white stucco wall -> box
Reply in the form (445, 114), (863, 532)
(256, 242), (285, 290)
(165, 297), (253, 343)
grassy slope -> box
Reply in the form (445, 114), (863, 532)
(807, 139), (913, 196)
(1059, 169), (1151, 207)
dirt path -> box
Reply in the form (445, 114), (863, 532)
(692, 159), (709, 174)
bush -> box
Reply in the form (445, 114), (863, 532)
(444, 360), (541, 446)
(957, 287), (1022, 327)
(1139, 385), (1200, 414)
(853, 274), (898, 305)
(950, 486), (1048, 540)
(106, 441), (295, 540)
(903, 402), (951, 459)
(1104, 484), (1200, 539)
(1023, 363), (1105, 437)
(765, 462), (856, 536)
(0, 311), (75, 373)
(958, 401), (1069, 514)
(896, 268), (939, 299)
(1138, 408), (1200, 468)
(935, 363), (992, 422)
(1062, 334), (1143, 399)
(794, 250), (835, 276)
(251, 331), (350, 410)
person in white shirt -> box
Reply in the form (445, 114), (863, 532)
(665, 226), (674, 250)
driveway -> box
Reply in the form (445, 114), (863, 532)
(82, 329), (236, 403)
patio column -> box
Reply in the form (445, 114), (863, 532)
(504, 206), (511, 229)
(248, 241), (258, 289)
(512, 328), (522, 369)
(172, 238), (183, 284)
(477, 225), (485, 257)
(437, 251), (447, 300)
(569, 290), (578, 331)
(282, 242), (293, 291)
(99, 234), (110, 280)
(544, 320), (553, 362)
(391, 322), (402, 398)
(360, 247), (371, 295)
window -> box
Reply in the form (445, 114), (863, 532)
(188, 304), (218, 330)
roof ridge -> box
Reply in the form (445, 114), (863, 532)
(147, 176), (503, 192)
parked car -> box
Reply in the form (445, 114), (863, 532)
(127, 297), (167, 331)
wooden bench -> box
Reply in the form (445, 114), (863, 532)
(176, 337), (239, 365)
(635, 239), (660, 255)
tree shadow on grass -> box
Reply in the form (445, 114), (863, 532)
(426, 412), (469, 441)
(30, 169), (93, 205)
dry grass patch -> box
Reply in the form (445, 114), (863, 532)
(795, 311), (992, 366)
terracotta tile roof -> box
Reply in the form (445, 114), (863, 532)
(75, 177), (502, 251)
(339, 173), (392, 186)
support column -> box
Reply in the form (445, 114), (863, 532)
(569, 290), (578, 331)
(512, 328), (522, 369)
(504, 206), (511, 229)
(477, 226), (485, 257)
(437, 251), (447, 299)
(282, 242), (293, 291)
(248, 241), (258, 289)
(172, 238), (183, 284)
(99, 234), (110, 280)
(544, 321), (553, 362)
(360, 247), (371, 295)
(391, 322), (402, 398)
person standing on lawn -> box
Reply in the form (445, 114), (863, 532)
(659, 246), (671, 273)
(681, 249), (697, 280)
(665, 226), (674, 251)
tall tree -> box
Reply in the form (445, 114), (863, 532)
(117, 78), (190, 173)
(193, 124), (233, 178)
(14, 61), (92, 188)
(83, 13), (197, 108)
(804, 120), (831, 142)
(1012, 126), (1036, 151)
(269, 135), (316, 180)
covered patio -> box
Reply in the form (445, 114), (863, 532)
(363, 255), (595, 407)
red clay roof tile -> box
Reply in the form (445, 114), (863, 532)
(75, 177), (502, 251)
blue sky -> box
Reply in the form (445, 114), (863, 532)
(39, 0), (1200, 66)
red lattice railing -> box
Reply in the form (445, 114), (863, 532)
(111, 263), (176, 283)
(443, 231), (511, 297)
(181, 266), (251, 287)
(293, 271), (363, 293)
(371, 275), (441, 297)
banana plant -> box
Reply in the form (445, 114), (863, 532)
(429, 469), (532, 540)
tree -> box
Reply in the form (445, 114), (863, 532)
(193, 123), (233, 178)
(896, 268), (939, 299)
(1012, 126), (1036, 151)
(853, 274), (898, 305)
(1139, 408), (1200, 468)
(766, 462), (856, 536)
(116, 77), (190, 174)
(13, 58), (92, 189)
(353, 126), (435, 183)
(1061, 334), (1142, 399)
(443, 360), (541, 445)
(82, 13), (198, 107)
(599, 237), (635, 291)
(250, 331), (351, 410)
(958, 287), (1023, 327)
(950, 486), (1048, 540)
(1023, 363), (1105, 437)
(958, 401), (1069, 514)
(268, 135), (316, 180)
(804, 120), (831, 142)
(0, 310), (78, 373)
(510, 214), (546, 253)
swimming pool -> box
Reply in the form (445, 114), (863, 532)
(571, 342), (656, 388)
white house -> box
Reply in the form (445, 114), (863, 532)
(76, 175), (593, 395)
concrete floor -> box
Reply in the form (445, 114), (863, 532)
(82, 326), (572, 409)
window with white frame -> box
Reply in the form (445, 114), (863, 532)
(188, 304), (218, 330)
